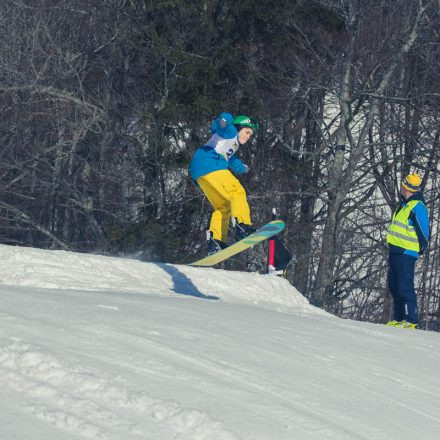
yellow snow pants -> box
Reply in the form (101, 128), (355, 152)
(197, 169), (251, 242)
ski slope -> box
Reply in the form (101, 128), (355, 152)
(0, 244), (439, 440)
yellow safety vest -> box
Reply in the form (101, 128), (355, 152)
(386, 200), (420, 252)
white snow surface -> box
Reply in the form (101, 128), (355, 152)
(0, 244), (439, 440)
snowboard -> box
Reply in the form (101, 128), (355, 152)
(190, 220), (285, 267)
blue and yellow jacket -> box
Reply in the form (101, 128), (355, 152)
(189, 112), (247, 181)
(387, 192), (429, 259)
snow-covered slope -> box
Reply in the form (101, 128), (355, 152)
(1, 244), (439, 440)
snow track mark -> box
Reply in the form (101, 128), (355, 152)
(0, 337), (237, 440)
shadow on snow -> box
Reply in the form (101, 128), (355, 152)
(158, 263), (220, 300)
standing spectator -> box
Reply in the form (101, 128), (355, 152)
(386, 173), (429, 329)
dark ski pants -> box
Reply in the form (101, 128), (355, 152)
(387, 252), (418, 324)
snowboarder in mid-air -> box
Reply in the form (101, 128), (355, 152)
(190, 112), (259, 256)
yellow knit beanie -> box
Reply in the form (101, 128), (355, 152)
(402, 173), (422, 192)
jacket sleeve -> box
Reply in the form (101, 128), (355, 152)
(227, 153), (247, 174)
(211, 112), (236, 138)
(410, 203), (429, 253)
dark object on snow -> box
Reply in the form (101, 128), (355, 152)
(267, 209), (291, 275)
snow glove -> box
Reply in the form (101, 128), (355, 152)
(210, 112), (237, 139)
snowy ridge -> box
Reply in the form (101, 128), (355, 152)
(1, 244), (440, 440)
(0, 244), (322, 315)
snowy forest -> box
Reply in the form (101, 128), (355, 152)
(1, 0), (439, 330)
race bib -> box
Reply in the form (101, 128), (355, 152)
(208, 134), (239, 161)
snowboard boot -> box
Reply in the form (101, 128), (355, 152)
(206, 231), (228, 256)
(233, 219), (256, 241)
(398, 320), (417, 330)
(385, 320), (417, 330)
